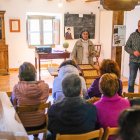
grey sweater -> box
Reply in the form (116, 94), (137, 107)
(125, 29), (140, 63)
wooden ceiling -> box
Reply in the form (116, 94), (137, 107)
(79, 0), (140, 11)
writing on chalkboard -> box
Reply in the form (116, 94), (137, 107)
(64, 13), (95, 39)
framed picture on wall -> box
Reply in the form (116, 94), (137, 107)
(113, 25), (126, 46)
(65, 26), (74, 40)
(9, 19), (20, 32)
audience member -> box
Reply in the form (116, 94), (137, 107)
(117, 106), (140, 140)
(48, 74), (97, 140)
(11, 62), (49, 139)
(94, 73), (130, 129)
(52, 60), (87, 103)
(71, 29), (97, 65)
(87, 59), (122, 98)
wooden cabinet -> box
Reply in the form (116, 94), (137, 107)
(0, 11), (9, 75)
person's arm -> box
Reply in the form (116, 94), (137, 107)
(89, 41), (97, 57)
(117, 79), (123, 96)
(125, 34), (134, 55)
(80, 76), (87, 98)
(71, 42), (77, 63)
(10, 85), (18, 106)
(87, 78), (101, 98)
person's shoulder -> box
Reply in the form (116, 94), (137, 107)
(130, 31), (138, 36)
(88, 39), (94, 45)
(75, 39), (82, 46)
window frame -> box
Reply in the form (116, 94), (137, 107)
(27, 15), (60, 47)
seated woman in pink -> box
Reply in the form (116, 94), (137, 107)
(94, 73), (130, 132)
(11, 62), (49, 139)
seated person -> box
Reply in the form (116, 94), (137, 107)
(48, 74), (97, 140)
(11, 62), (49, 139)
(94, 73), (130, 129)
(117, 106), (140, 140)
(52, 60), (87, 103)
(87, 59), (122, 98)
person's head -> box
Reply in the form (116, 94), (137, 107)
(99, 73), (119, 97)
(80, 29), (90, 40)
(18, 62), (36, 81)
(59, 60), (77, 69)
(67, 28), (71, 33)
(62, 74), (82, 97)
(99, 59), (120, 78)
(138, 20), (140, 32)
(118, 106), (140, 140)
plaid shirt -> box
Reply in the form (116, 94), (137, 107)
(125, 29), (140, 63)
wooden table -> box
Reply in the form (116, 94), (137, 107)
(35, 52), (70, 80)
(47, 67), (59, 77)
(0, 92), (29, 140)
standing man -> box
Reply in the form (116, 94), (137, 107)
(125, 20), (140, 92)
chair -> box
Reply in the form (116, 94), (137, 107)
(56, 128), (104, 140)
(103, 127), (119, 140)
(123, 92), (140, 99)
(16, 101), (51, 140)
(94, 44), (101, 66)
(86, 97), (100, 104)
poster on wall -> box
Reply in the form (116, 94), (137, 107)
(113, 25), (126, 46)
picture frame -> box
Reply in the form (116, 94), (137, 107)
(9, 19), (20, 32)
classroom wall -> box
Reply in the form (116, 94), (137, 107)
(0, 0), (109, 68)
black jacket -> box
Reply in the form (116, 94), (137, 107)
(48, 96), (97, 140)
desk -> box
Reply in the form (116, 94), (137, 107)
(35, 52), (70, 80)
(47, 67), (59, 77)
(0, 92), (29, 140)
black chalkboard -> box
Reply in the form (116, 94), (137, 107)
(64, 14), (95, 39)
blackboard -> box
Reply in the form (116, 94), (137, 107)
(64, 14), (95, 39)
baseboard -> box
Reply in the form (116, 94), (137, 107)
(9, 68), (19, 72)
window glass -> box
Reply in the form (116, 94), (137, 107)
(27, 15), (60, 46)
(30, 33), (40, 45)
(44, 32), (53, 44)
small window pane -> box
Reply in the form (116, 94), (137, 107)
(44, 33), (52, 44)
(30, 19), (40, 32)
(43, 20), (52, 31)
(30, 33), (40, 45)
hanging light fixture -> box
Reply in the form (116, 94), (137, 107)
(58, 0), (63, 7)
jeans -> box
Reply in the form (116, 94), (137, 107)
(128, 62), (140, 92)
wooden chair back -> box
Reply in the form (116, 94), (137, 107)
(94, 44), (101, 65)
(86, 97), (100, 104)
(102, 127), (119, 140)
(56, 128), (104, 140)
(16, 101), (51, 139)
(123, 92), (140, 99)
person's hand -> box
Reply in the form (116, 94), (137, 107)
(133, 51), (140, 57)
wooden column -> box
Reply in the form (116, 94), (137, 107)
(111, 11), (124, 70)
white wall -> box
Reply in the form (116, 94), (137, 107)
(123, 6), (140, 84)
(0, 0), (107, 68)
(99, 10), (113, 61)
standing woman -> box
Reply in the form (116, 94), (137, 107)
(71, 29), (97, 65)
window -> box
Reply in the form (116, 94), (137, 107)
(27, 15), (60, 46)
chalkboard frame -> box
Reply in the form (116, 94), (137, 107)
(64, 13), (95, 39)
